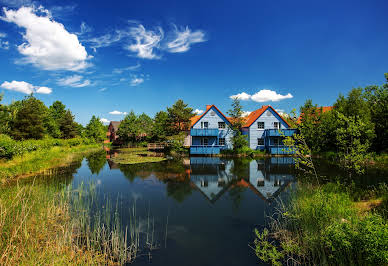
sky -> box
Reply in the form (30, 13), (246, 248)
(0, 0), (387, 125)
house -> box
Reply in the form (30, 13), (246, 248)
(241, 105), (297, 155)
(189, 105), (234, 155)
(107, 121), (121, 143)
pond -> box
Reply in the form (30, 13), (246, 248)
(25, 150), (386, 265)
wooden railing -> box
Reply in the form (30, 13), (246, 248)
(147, 143), (166, 151)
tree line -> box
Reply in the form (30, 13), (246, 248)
(0, 94), (106, 142)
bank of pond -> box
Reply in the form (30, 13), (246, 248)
(0, 148), (387, 265)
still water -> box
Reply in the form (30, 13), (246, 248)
(61, 151), (296, 266)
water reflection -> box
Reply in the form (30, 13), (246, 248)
(188, 157), (295, 204)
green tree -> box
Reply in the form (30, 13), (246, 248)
(117, 111), (139, 144)
(59, 110), (78, 139)
(152, 111), (169, 140)
(85, 115), (106, 142)
(167, 99), (194, 134)
(0, 94), (10, 134)
(227, 98), (248, 152)
(45, 101), (67, 138)
(137, 113), (153, 141)
(11, 95), (46, 140)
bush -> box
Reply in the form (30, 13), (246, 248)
(0, 134), (97, 160)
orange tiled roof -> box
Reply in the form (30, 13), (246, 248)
(242, 105), (290, 128)
(297, 106), (333, 124)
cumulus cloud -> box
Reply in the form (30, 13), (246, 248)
(242, 111), (252, 117)
(230, 92), (251, 100)
(0, 80), (52, 94)
(57, 75), (91, 87)
(194, 109), (203, 115)
(99, 118), (110, 124)
(165, 25), (206, 53)
(1, 6), (90, 71)
(109, 110), (127, 115)
(130, 77), (144, 86)
(125, 24), (163, 59)
(230, 89), (293, 102)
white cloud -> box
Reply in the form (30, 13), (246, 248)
(125, 24), (163, 59)
(0, 80), (52, 94)
(0, 32), (9, 49)
(1, 6), (90, 71)
(165, 25), (206, 53)
(57, 75), (91, 87)
(112, 63), (141, 74)
(87, 30), (128, 51)
(250, 90), (293, 102)
(242, 111), (251, 117)
(229, 89), (293, 102)
(99, 87), (107, 92)
(130, 77), (144, 86)
(230, 92), (251, 100)
(109, 110), (127, 115)
(194, 109), (203, 115)
(99, 118), (110, 124)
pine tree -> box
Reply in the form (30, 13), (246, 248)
(59, 110), (77, 139)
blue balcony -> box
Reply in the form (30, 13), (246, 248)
(191, 128), (219, 136)
(265, 129), (297, 137)
(268, 146), (294, 155)
(190, 146), (221, 155)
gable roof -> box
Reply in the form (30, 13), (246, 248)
(191, 105), (231, 128)
(109, 121), (121, 132)
(242, 105), (290, 128)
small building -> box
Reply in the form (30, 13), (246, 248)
(241, 105), (297, 155)
(189, 105), (234, 155)
(107, 121), (121, 143)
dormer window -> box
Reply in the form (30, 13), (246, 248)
(201, 122), (209, 128)
(218, 122), (226, 129)
(258, 122), (264, 129)
(274, 122), (280, 129)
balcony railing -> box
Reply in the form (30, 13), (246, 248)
(265, 129), (297, 137)
(190, 145), (222, 154)
(191, 128), (219, 136)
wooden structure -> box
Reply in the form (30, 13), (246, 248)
(147, 143), (166, 151)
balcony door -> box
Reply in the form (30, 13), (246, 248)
(201, 138), (209, 146)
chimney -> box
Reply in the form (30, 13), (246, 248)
(206, 105), (212, 110)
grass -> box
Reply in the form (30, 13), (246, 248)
(254, 182), (388, 265)
(110, 147), (166, 165)
(0, 144), (100, 182)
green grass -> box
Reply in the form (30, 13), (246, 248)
(0, 144), (100, 181)
(110, 147), (166, 165)
(255, 182), (388, 265)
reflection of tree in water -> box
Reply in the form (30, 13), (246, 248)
(228, 183), (247, 210)
(165, 179), (193, 203)
(86, 150), (107, 174)
(231, 158), (251, 179)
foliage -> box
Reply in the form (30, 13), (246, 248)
(227, 98), (248, 152)
(11, 95), (46, 140)
(85, 115), (106, 142)
(152, 111), (169, 140)
(167, 99), (194, 134)
(86, 149), (107, 174)
(253, 228), (284, 266)
(110, 147), (166, 165)
(59, 110), (78, 139)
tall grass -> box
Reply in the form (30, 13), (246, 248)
(254, 182), (388, 265)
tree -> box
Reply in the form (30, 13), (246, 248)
(137, 113), (153, 141)
(227, 97), (248, 152)
(117, 111), (139, 144)
(46, 101), (67, 138)
(59, 110), (78, 139)
(0, 94), (10, 134)
(152, 111), (169, 140)
(85, 116), (105, 142)
(11, 95), (46, 140)
(167, 99), (194, 134)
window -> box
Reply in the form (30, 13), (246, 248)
(218, 122), (226, 129)
(201, 121), (209, 128)
(201, 138), (208, 146)
(218, 138), (225, 146)
(257, 138), (264, 145)
(258, 122), (264, 129)
(274, 122), (280, 129)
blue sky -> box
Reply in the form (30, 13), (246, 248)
(0, 0), (387, 125)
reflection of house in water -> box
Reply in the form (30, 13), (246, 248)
(189, 157), (235, 203)
(248, 157), (294, 201)
(189, 157), (295, 203)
